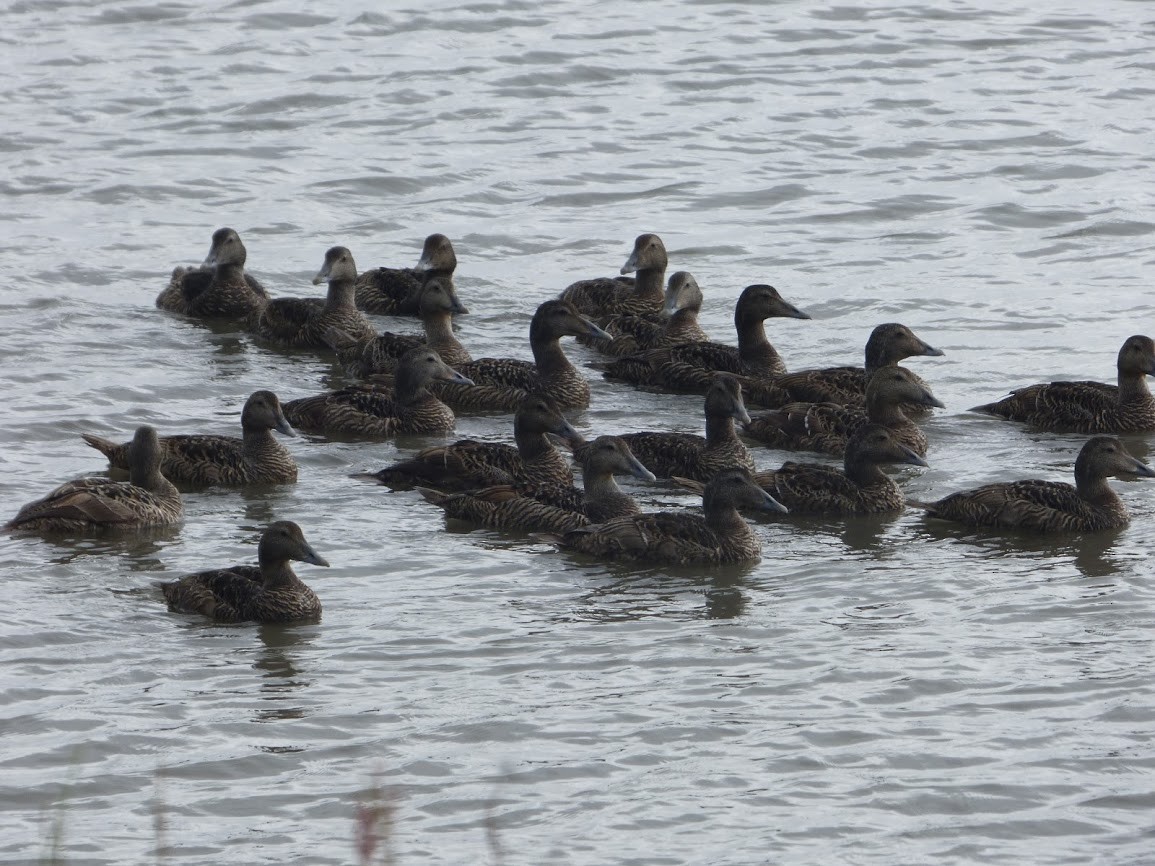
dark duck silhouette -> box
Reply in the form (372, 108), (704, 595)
(156, 227), (269, 320)
(160, 521), (329, 623)
(919, 436), (1155, 532)
(579, 271), (709, 357)
(559, 233), (668, 319)
(355, 233), (458, 316)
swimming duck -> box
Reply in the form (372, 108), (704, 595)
(282, 348), (472, 438)
(424, 300), (611, 412)
(542, 467), (786, 565)
(7, 426), (182, 532)
(559, 233), (668, 319)
(612, 374), (756, 480)
(416, 435), (656, 533)
(744, 323), (944, 410)
(743, 367), (944, 457)
(248, 246), (377, 349)
(355, 233), (458, 316)
(679, 424), (928, 515)
(579, 271), (709, 357)
(81, 391), (297, 485)
(156, 227), (269, 320)
(160, 521), (329, 623)
(599, 284), (810, 393)
(972, 335), (1155, 433)
(366, 394), (582, 490)
(919, 436), (1155, 532)
(326, 276), (471, 377)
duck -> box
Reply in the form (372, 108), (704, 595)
(742, 367), (944, 457)
(579, 271), (709, 357)
(972, 335), (1155, 433)
(81, 390), (297, 485)
(365, 394), (582, 490)
(416, 435), (657, 533)
(559, 233), (668, 319)
(743, 323), (944, 410)
(156, 227), (269, 320)
(541, 467), (787, 565)
(919, 436), (1155, 532)
(7, 426), (182, 532)
(326, 276), (471, 377)
(160, 521), (329, 623)
(598, 284), (810, 393)
(248, 246), (377, 349)
(420, 300), (611, 413)
(611, 374), (755, 480)
(281, 348), (472, 438)
(678, 424), (928, 515)
(355, 233), (458, 316)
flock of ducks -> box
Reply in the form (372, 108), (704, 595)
(9, 230), (1155, 623)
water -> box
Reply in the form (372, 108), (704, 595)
(2, 0), (1155, 862)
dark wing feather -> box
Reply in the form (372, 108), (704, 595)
(354, 267), (424, 315)
(161, 566), (262, 621)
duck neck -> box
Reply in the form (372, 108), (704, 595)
(242, 425), (281, 458)
(704, 413), (739, 448)
(422, 311), (465, 358)
(704, 501), (747, 535)
(843, 457), (889, 489)
(736, 317), (778, 366)
(531, 334), (573, 377)
(514, 427), (553, 461)
(214, 262), (246, 286)
(634, 266), (666, 302)
(1117, 370), (1153, 404)
(581, 468), (626, 502)
(258, 559), (303, 591)
(865, 392), (911, 426)
(325, 278), (357, 311)
(1074, 468), (1122, 507)
(667, 309), (701, 339)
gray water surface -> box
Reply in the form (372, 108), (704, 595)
(3, 1), (1155, 863)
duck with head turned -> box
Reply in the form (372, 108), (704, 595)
(919, 436), (1155, 532)
(417, 435), (656, 534)
(973, 335), (1155, 433)
(599, 284), (810, 393)
(82, 390), (297, 485)
(160, 521), (329, 623)
(559, 233), (668, 320)
(7, 426), (183, 532)
(157, 227), (269, 320)
(355, 233), (458, 317)
(541, 467), (786, 565)
(579, 271), (709, 356)
(743, 366), (944, 458)
(282, 348), (472, 438)
(248, 246), (376, 350)
(365, 394), (583, 491)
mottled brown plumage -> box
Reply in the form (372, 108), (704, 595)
(160, 521), (329, 623)
(416, 435), (656, 533)
(599, 284), (810, 393)
(921, 436), (1155, 532)
(580, 271), (709, 356)
(366, 394), (582, 490)
(8, 426), (182, 532)
(282, 348), (471, 438)
(742, 367), (944, 457)
(559, 233), (668, 319)
(82, 391), (297, 485)
(156, 227), (269, 320)
(355, 233), (458, 316)
(544, 468), (787, 565)
(248, 246), (376, 349)
(973, 335), (1155, 433)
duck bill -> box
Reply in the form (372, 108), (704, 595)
(275, 416), (297, 437)
(203, 246), (218, 267)
(450, 300), (469, 315)
(919, 387), (946, 409)
(626, 455), (657, 482)
(415, 253), (433, 272)
(620, 250), (639, 275)
(660, 296), (681, 319)
(898, 445), (929, 468)
(917, 339), (945, 358)
(301, 544), (330, 568)
(551, 418), (584, 445)
(441, 367), (475, 385)
(311, 262), (332, 286)
(584, 319), (613, 341)
(758, 489), (790, 514)
(777, 300), (811, 320)
(1128, 457), (1155, 478)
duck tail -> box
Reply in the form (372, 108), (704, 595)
(81, 433), (123, 465)
(415, 486), (451, 506)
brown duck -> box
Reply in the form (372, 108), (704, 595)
(743, 366), (944, 457)
(156, 227), (269, 320)
(973, 335), (1155, 433)
(7, 426), (182, 532)
(579, 271), (709, 357)
(160, 521), (329, 623)
(355, 233), (458, 316)
(559, 233), (669, 320)
(920, 436), (1155, 532)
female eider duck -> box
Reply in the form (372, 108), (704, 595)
(366, 394), (582, 491)
(7, 426), (182, 532)
(599, 284), (810, 393)
(248, 246), (376, 349)
(542, 467), (786, 566)
(559, 233), (669, 320)
(160, 521), (329, 623)
(919, 436), (1155, 533)
(417, 435), (656, 534)
(157, 227), (269, 320)
(82, 390), (297, 485)
(743, 367), (944, 458)
(973, 335), (1155, 434)
(355, 233), (458, 317)
(580, 271), (709, 357)
(281, 348), (472, 438)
